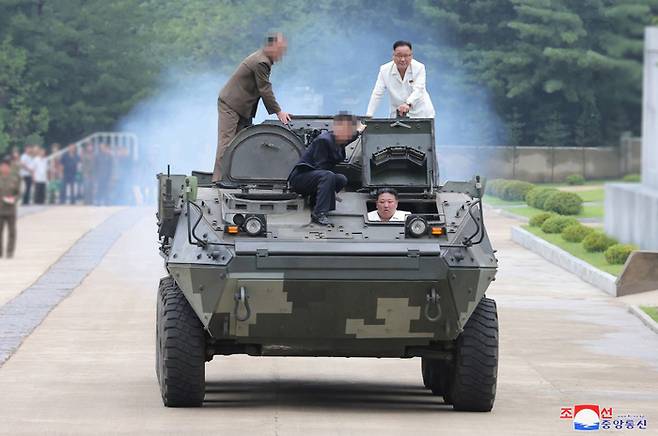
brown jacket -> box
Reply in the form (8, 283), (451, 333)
(219, 49), (282, 119)
(0, 172), (20, 216)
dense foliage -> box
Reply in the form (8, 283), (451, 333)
(1, 0), (657, 153)
(582, 231), (618, 252)
(604, 243), (636, 264)
(561, 223), (594, 242)
(543, 191), (583, 215)
(529, 211), (555, 227)
(540, 215), (578, 233)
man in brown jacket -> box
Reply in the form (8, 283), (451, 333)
(213, 33), (292, 182)
(0, 155), (21, 258)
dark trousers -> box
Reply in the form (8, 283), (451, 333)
(289, 169), (347, 216)
(22, 176), (32, 205)
(34, 182), (46, 204)
(0, 214), (17, 258)
(60, 179), (76, 204)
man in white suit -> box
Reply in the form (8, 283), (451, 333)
(366, 40), (435, 119)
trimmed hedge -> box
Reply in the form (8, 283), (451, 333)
(582, 231), (617, 252)
(529, 212), (556, 227)
(565, 174), (585, 185)
(501, 180), (535, 201)
(543, 191), (583, 215)
(485, 179), (509, 197)
(531, 187), (559, 209)
(541, 216), (578, 234)
(486, 179), (535, 201)
(623, 174), (641, 182)
(561, 223), (594, 243)
(604, 244), (636, 265)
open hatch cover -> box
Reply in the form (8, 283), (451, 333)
(219, 124), (304, 186)
(361, 118), (436, 191)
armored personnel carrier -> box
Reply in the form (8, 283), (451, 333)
(155, 116), (499, 411)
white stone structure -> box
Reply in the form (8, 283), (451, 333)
(605, 27), (658, 249)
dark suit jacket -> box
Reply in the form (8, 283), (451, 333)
(289, 131), (347, 178)
(219, 49), (282, 119)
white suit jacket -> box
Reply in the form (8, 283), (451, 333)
(366, 59), (435, 118)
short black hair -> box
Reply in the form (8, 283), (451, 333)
(266, 32), (284, 45)
(1, 155), (12, 165)
(376, 187), (399, 200)
(393, 40), (412, 51)
(334, 110), (357, 125)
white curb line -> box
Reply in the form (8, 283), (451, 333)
(628, 305), (658, 335)
(510, 226), (618, 296)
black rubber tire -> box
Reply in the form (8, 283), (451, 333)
(421, 357), (432, 389)
(156, 276), (206, 407)
(423, 357), (451, 400)
(447, 297), (499, 412)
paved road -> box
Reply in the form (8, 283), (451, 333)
(0, 208), (656, 435)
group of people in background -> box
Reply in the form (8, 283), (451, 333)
(12, 142), (129, 206)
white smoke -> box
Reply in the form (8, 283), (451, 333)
(116, 28), (507, 183)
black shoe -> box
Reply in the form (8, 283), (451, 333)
(311, 213), (331, 226)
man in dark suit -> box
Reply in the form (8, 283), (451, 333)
(213, 33), (292, 182)
(288, 112), (358, 226)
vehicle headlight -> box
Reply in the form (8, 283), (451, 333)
(243, 215), (265, 236)
(406, 216), (428, 238)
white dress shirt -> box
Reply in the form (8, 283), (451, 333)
(367, 209), (411, 222)
(33, 157), (48, 183)
(20, 153), (34, 178)
(366, 59), (435, 118)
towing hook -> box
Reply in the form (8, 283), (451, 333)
(424, 288), (441, 322)
(233, 286), (251, 322)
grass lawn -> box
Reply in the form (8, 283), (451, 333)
(523, 225), (624, 276)
(570, 188), (604, 202)
(485, 181), (608, 220)
(510, 204), (603, 220)
(482, 195), (524, 207)
(640, 306), (658, 323)
(485, 200), (604, 220)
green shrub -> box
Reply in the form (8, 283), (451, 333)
(561, 223), (594, 243)
(541, 216), (579, 234)
(623, 173), (641, 183)
(543, 191), (583, 215)
(582, 231), (618, 252)
(532, 187), (559, 209)
(565, 174), (585, 185)
(529, 212), (556, 227)
(604, 243), (637, 264)
(501, 180), (535, 201)
(485, 179), (509, 197)
(525, 187), (542, 208)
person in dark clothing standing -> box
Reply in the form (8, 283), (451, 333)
(94, 143), (114, 206)
(288, 112), (358, 226)
(0, 155), (20, 258)
(59, 144), (80, 204)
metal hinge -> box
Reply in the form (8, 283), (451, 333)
(407, 249), (420, 258)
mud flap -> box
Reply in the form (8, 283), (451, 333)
(616, 251), (658, 296)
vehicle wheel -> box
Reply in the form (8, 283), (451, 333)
(447, 297), (498, 412)
(156, 276), (206, 407)
(422, 357), (450, 400)
(421, 357), (432, 389)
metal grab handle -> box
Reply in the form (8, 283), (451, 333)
(424, 288), (442, 322)
(233, 286), (251, 322)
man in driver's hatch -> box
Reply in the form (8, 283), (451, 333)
(367, 188), (410, 222)
(213, 32), (292, 182)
